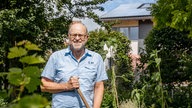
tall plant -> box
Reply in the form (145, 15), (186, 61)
(0, 40), (49, 107)
(140, 27), (192, 107)
(132, 50), (168, 108)
(87, 29), (133, 107)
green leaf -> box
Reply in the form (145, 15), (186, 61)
(11, 94), (49, 108)
(23, 66), (41, 92)
(119, 75), (130, 82)
(19, 55), (45, 64)
(23, 66), (40, 77)
(155, 85), (161, 92)
(0, 72), (8, 77)
(25, 43), (41, 51)
(8, 47), (27, 59)
(22, 77), (31, 85)
(151, 72), (160, 81)
(25, 78), (40, 93)
(7, 71), (22, 86)
(17, 40), (27, 46)
(9, 67), (22, 73)
(155, 58), (161, 67)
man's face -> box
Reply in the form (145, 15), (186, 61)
(68, 23), (88, 51)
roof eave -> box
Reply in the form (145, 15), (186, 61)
(100, 15), (153, 21)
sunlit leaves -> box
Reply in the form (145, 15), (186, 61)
(9, 67), (22, 73)
(151, 0), (192, 37)
(8, 47), (27, 59)
(25, 43), (41, 51)
(26, 78), (40, 93)
(23, 66), (40, 77)
(19, 55), (45, 64)
(7, 71), (22, 86)
(17, 40), (42, 51)
(11, 94), (49, 108)
(23, 66), (41, 93)
(6, 41), (45, 97)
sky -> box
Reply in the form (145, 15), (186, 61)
(79, 0), (156, 31)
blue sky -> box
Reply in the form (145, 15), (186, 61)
(81, 0), (157, 31)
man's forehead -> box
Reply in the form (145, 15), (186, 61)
(70, 24), (86, 32)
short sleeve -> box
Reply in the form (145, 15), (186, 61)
(41, 54), (56, 80)
(95, 54), (108, 82)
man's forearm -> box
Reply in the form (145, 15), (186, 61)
(93, 82), (104, 108)
(41, 77), (79, 93)
(40, 82), (69, 93)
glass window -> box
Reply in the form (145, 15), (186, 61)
(129, 27), (139, 40)
(120, 28), (129, 37)
(112, 26), (139, 40)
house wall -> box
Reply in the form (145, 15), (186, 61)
(104, 19), (153, 55)
(139, 20), (153, 39)
(138, 19), (153, 53)
(112, 20), (138, 27)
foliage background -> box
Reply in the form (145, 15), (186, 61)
(1, 0), (192, 107)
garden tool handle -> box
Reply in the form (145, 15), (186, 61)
(77, 88), (90, 108)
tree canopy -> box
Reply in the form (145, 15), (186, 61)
(0, 0), (108, 71)
(0, 0), (109, 105)
(151, 0), (192, 37)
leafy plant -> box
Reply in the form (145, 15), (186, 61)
(138, 27), (192, 107)
(119, 99), (140, 108)
(151, 0), (192, 37)
(87, 29), (133, 107)
(145, 27), (192, 83)
(132, 50), (168, 108)
(1, 40), (48, 107)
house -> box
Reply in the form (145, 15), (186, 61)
(100, 3), (154, 55)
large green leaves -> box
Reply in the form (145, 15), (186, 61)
(19, 55), (45, 64)
(23, 66), (41, 93)
(7, 66), (41, 93)
(8, 47), (27, 59)
(7, 71), (22, 86)
(6, 41), (45, 101)
(151, 0), (192, 37)
(11, 94), (49, 108)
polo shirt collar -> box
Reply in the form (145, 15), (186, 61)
(64, 46), (92, 57)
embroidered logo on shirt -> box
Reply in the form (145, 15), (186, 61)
(88, 61), (94, 64)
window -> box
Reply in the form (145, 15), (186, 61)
(112, 27), (139, 40)
(130, 27), (139, 40)
(120, 28), (129, 37)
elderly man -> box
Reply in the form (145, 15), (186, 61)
(40, 21), (108, 108)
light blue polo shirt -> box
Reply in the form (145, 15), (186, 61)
(41, 47), (108, 108)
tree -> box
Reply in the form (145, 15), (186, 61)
(144, 27), (192, 83)
(151, 0), (192, 37)
(0, 0), (109, 104)
(142, 27), (192, 107)
(0, 0), (109, 72)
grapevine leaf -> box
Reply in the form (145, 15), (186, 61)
(12, 94), (49, 108)
(23, 66), (40, 77)
(8, 47), (27, 59)
(9, 67), (22, 73)
(25, 78), (40, 93)
(23, 66), (41, 93)
(25, 43), (41, 51)
(19, 55), (45, 64)
(7, 71), (22, 86)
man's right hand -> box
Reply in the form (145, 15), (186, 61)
(67, 76), (79, 90)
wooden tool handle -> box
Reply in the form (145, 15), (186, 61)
(77, 89), (90, 108)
